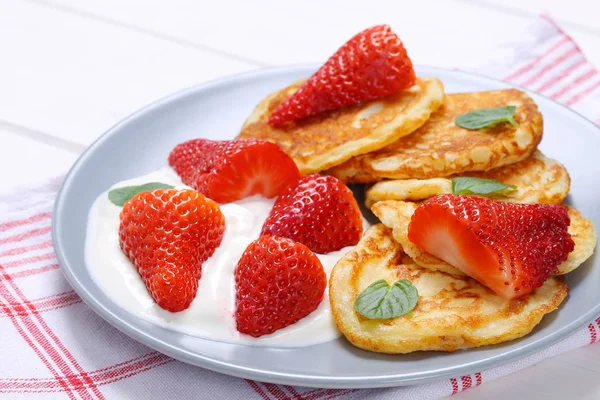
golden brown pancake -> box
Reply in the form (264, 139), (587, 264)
(237, 78), (444, 174)
(371, 200), (597, 276)
(327, 89), (544, 183)
(373, 201), (467, 276)
(329, 224), (568, 354)
(364, 151), (570, 208)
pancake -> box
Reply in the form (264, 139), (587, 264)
(560, 207), (598, 274)
(237, 78), (444, 174)
(371, 200), (597, 276)
(364, 151), (570, 208)
(329, 224), (568, 354)
(327, 89), (544, 183)
(373, 201), (467, 276)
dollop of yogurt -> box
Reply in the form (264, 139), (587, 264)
(85, 166), (365, 347)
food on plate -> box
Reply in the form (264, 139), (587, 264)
(108, 182), (175, 206)
(454, 105), (519, 130)
(373, 201), (468, 276)
(327, 89), (543, 183)
(328, 224), (568, 353)
(86, 23), (597, 353)
(88, 167), (348, 346)
(238, 77), (443, 175)
(268, 25), (416, 126)
(119, 189), (225, 312)
(553, 207), (598, 274)
(235, 236), (327, 337)
(261, 174), (363, 253)
(372, 200), (596, 277)
(365, 151), (570, 207)
(238, 24), (444, 175)
(353, 278), (418, 320)
(168, 138), (300, 203)
(406, 195), (574, 299)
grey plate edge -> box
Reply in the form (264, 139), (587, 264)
(51, 65), (600, 389)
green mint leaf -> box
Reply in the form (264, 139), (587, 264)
(108, 182), (174, 206)
(455, 105), (518, 130)
(451, 177), (516, 196)
(354, 279), (418, 320)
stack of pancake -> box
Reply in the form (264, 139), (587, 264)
(237, 78), (597, 354)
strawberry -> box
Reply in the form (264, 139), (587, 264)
(168, 138), (300, 204)
(268, 24), (416, 126)
(234, 236), (326, 337)
(119, 189), (225, 312)
(167, 139), (217, 185)
(261, 174), (363, 254)
(407, 195), (575, 299)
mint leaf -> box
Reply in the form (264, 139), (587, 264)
(451, 177), (516, 196)
(354, 279), (418, 320)
(108, 182), (174, 206)
(455, 106), (518, 130)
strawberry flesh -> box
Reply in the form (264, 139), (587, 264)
(119, 189), (225, 312)
(269, 24), (416, 126)
(235, 236), (327, 337)
(408, 195), (574, 299)
(261, 174), (363, 254)
(168, 138), (300, 204)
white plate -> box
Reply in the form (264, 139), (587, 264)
(53, 65), (600, 388)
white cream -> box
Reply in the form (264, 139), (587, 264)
(85, 167), (365, 347)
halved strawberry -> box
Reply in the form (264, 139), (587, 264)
(119, 189), (225, 312)
(407, 195), (574, 299)
(268, 24), (416, 126)
(168, 138), (300, 203)
(261, 174), (363, 254)
(235, 236), (326, 337)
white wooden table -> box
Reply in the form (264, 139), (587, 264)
(2, 1), (599, 398)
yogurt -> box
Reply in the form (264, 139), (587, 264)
(85, 167), (365, 347)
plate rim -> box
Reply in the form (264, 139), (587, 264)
(52, 64), (600, 388)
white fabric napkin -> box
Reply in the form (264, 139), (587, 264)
(0, 16), (598, 400)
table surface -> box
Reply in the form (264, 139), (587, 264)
(2, 0), (599, 398)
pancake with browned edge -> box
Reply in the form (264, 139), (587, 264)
(237, 78), (444, 174)
(364, 151), (570, 208)
(329, 224), (568, 354)
(327, 89), (543, 183)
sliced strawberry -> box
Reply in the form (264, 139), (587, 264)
(168, 138), (300, 203)
(235, 236), (326, 337)
(407, 195), (574, 299)
(268, 24), (416, 126)
(119, 189), (225, 312)
(261, 174), (362, 254)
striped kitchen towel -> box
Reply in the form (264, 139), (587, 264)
(0, 16), (599, 400)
